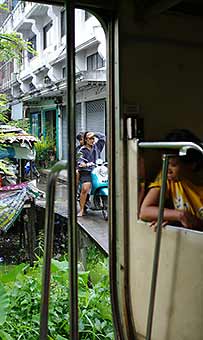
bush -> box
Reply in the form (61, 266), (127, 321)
(0, 254), (114, 339)
(35, 135), (56, 168)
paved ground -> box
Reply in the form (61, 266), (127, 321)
(36, 173), (109, 254)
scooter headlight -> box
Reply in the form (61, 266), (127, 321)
(99, 166), (108, 177)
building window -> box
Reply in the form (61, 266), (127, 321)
(62, 66), (66, 79)
(29, 83), (35, 91)
(28, 35), (36, 60)
(43, 21), (53, 49)
(87, 52), (104, 71)
(12, 0), (19, 10)
(31, 113), (41, 138)
(85, 10), (92, 21)
(61, 9), (66, 37)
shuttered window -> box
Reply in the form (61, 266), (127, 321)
(86, 100), (105, 133)
(62, 107), (67, 159)
(86, 99), (106, 159)
(76, 103), (82, 136)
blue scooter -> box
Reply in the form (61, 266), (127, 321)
(24, 161), (40, 180)
(79, 158), (108, 220)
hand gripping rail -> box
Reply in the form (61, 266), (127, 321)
(39, 160), (67, 340)
(138, 141), (203, 340)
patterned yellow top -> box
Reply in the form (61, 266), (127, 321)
(149, 172), (203, 220)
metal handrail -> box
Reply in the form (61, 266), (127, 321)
(138, 141), (203, 340)
(138, 141), (203, 155)
(39, 160), (67, 340)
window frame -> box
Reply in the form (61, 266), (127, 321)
(87, 52), (104, 71)
(27, 35), (37, 60)
(61, 9), (66, 38)
(43, 21), (53, 49)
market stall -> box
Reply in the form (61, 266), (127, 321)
(0, 124), (42, 263)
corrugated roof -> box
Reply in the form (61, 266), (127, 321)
(0, 125), (38, 149)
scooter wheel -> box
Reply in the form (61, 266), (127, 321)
(102, 209), (108, 221)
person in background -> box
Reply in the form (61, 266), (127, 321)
(75, 132), (84, 188)
(76, 132), (84, 154)
(139, 129), (203, 231)
(77, 131), (106, 216)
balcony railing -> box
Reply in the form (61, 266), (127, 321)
(0, 1), (36, 33)
(75, 69), (106, 83)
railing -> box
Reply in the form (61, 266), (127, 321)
(0, 1), (36, 32)
(75, 69), (106, 82)
(39, 160), (67, 339)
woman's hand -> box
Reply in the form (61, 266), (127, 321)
(178, 210), (201, 229)
(79, 162), (86, 168)
(149, 220), (168, 232)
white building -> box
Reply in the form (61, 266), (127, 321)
(0, 1), (106, 159)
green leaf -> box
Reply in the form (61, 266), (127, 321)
(0, 263), (26, 283)
(51, 259), (69, 273)
(0, 330), (12, 340)
(0, 282), (9, 325)
(56, 335), (68, 340)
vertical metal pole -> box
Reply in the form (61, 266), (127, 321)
(66, 1), (79, 340)
(39, 161), (67, 339)
(39, 172), (58, 339)
(146, 154), (169, 340)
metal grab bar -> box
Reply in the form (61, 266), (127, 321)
(145, 154), (169, 340)
(138, 141), (203, 340)
(139, 141), (203, 155)
(39, 160), (67, 340)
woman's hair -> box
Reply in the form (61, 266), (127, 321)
(164, 129), (203, 169)
(83, 131), (90, 145)
(76, 132), (84, 141)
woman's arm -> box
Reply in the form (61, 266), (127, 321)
(139, 187), (181, 222)
(139, 187), (203, 231)
(95, 132), (106, 153)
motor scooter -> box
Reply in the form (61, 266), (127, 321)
(24, 161), (40, 181)
(79, 158), (108, 220)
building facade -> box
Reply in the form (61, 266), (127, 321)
(0, 1), (106, 160)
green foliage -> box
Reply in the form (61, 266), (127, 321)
(9, 119), (30, 133)
(0, 254), (114, 340)
(0, 4), (8, 11)
(0, 33), (37, 63)
(35, 135), (56, 167)
(0, 94), (8, 124)
(0, 282), (9, 325)
(0, 6), (37, 63)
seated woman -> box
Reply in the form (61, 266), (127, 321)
(139, 129), (203, 231)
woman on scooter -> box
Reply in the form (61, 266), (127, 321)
(77, 131), (106, 216)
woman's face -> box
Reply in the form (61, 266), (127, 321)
(85, 133), (95, 147)
(79, 137), (84, 146)
(167, 157), (182, 181)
